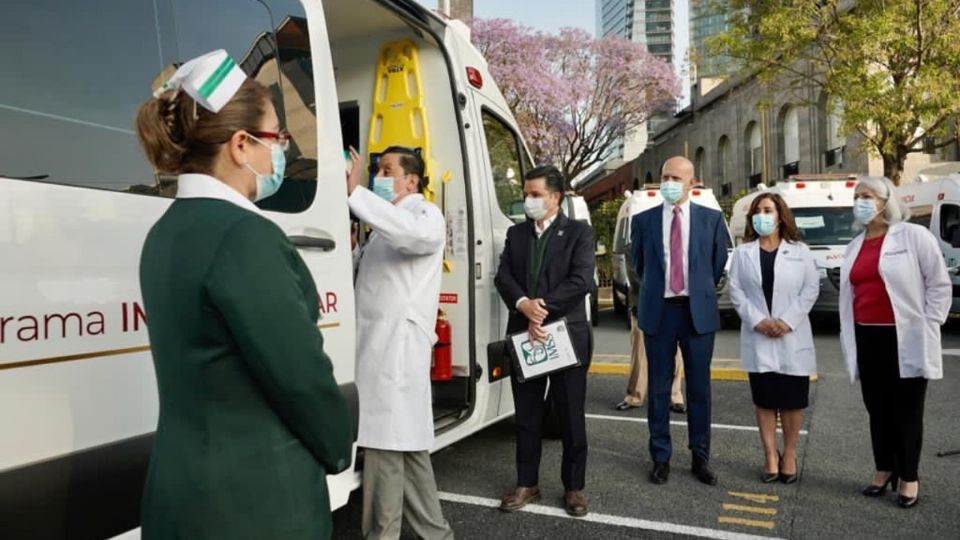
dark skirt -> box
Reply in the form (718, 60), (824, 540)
(748, 372), (810, 410)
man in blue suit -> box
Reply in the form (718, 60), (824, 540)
(631, 156), (728, 486)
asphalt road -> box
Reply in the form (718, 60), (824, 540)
(331, 308), (960, 539)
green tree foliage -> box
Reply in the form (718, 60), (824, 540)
(712, 0), (960, 184)
(590, 198), (625, 283)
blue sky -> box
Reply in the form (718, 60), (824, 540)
(474, 0), (596, 35)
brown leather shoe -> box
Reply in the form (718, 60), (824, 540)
(564, 490), (588, 517)
(499, 486), (540, 512)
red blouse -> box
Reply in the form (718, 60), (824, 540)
(849, 235), (896, 324)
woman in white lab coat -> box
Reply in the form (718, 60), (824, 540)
(729, 193), (819, 484)
(840, 176), (951, 509)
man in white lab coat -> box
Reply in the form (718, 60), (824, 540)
(346, 146), (454, 540)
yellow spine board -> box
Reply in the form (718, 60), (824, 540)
(368, 40), (435, 202)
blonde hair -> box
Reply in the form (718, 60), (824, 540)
(135, 78), (271, 174)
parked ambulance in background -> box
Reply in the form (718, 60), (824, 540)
(896, 173), (960, 313)
(611, 185), (734, 326)
(0, 1), (541, 538)
(729, 175), (858, 315)
(562, 193), (600, 326)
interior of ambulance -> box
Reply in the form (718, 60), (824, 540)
(322, 0), (476, 431)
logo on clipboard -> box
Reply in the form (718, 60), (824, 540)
(520, 334), (559, 366)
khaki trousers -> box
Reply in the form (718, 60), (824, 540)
(624, 313), (684, 407)
(362, 449), (454, 540)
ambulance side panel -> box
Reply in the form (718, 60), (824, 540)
(0, 1), (358, 538)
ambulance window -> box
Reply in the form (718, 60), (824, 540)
(0, 1), (167, 191)
(482, 109), (526, 223)
(171, 0), (317, 213)
(940, 204), (960, 246)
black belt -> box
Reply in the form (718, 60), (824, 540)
(664, 296), (689, 304)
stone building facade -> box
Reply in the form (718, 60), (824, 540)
(630, 77), (960, 200)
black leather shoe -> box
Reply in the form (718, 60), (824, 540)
(692, 458), (718, 486)
(862, 472), (898, 497)
(614, 400), (640, 411)
(649, 462), (670, 484)
(669, 403), (686, 414)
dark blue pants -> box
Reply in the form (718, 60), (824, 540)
(644, 302), (714, 464)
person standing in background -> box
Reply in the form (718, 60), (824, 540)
(630, 156), (728, 486)
(840, 176), (950, 509)
(728, 193), (819, 484)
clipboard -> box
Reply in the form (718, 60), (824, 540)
(508, 318), (581, 383)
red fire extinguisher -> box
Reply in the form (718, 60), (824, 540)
(432, 309), (452, 381)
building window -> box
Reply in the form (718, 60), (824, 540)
(779, 105), (800, 180)
(717, 135), (730, 186)
(746, 121), (762, 185)
(823, 97), (845, 167)
(694, 147), (705, 181)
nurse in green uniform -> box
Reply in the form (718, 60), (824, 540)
(135, 50), (353, 539)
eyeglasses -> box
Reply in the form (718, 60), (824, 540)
(248, 130), (291, 152)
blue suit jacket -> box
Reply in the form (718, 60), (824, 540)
(631, 202), (728, 335)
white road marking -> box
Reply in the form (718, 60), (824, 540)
(437, 491), (785, 540)
(585, 413), (809, 436)
(942, 349), (960, 357)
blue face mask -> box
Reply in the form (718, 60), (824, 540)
(246, 135), (286, 202)
(752, 213), (777, 237)
(853, 198), (881, 224)
(660, 181), (684, 205)
(372, 176), (396, 202)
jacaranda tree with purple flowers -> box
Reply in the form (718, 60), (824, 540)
(472, 18), (682, 186)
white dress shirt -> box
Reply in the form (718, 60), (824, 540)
(662, 200), (691, 297)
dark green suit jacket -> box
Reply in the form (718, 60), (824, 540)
(139, 198), (353, 539)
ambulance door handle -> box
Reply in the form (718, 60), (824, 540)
(289, 234), (336, 252)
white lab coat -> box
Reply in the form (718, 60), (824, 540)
(839, 222), (951, 382)
(728, 240), (820, 376)
(349, 187), (445, 451)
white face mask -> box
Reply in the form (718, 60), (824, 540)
(524, 196), (548, 220)
(853, 198), (881, 224)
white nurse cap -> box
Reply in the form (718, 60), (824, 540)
(153, 49), (247, 114)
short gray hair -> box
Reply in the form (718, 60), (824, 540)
(854, 176), (910, 224)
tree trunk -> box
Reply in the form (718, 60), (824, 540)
(882, 150), (907, 186)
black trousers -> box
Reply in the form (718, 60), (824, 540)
(855, 324), (928, 482)
(510, 323), (591, 491)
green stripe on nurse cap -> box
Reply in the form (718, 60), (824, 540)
(153, 49), (247, 114)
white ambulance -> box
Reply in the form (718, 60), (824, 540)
(610, 185), (734, 326)
(896, 174), (960, 312)
(729, 175), (858, 314)
(0, 1), (548, 537)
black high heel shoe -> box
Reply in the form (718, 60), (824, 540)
(862, 472), (898, 497)
(779, 455), (798, 484)
(897, 481), (919, 509)
(762, 452), (780, 483)
(897, 493), (919, 509)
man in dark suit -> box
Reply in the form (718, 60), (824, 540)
(631, 156), (728, 486)
(494, 165), (596, 517)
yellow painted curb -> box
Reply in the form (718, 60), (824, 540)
(588, 362), (818, 382)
